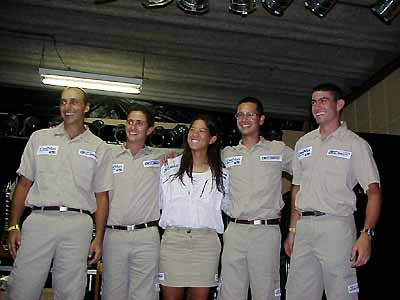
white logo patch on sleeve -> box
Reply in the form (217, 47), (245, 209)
(347, 283), (359, 294)
(79, 149), (97, 160)
(260, 154), (282, 162)
(224, 156), (242, 168)
(143, 160), (161, 168)
(327, 149), (352, 159)
(158, 272), (165, 281)
(112, 163), (124, 174)
(37, 145), (58, 155)
(297, 146), (312, 160)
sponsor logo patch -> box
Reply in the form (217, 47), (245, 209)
(112, 163), (124, 174)
(298, 146), (312, 160)
(37, 145), (58, 155)
(224, 156), (242, 168)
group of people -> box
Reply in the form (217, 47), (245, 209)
(6, 83), (381, 300)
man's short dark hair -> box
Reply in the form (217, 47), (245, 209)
(235, 97), (264, 115)
(127, 104), (155, 127)
(312, 83), (343, 101)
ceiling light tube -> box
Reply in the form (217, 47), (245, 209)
(39, 68), (143, 94)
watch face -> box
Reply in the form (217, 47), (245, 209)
(368, 229), (375, 237)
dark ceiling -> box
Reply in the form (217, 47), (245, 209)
(1, 0), (400, 122)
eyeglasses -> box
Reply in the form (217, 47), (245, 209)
(235, 111), (259, 119)
(126, 119), (147, 126)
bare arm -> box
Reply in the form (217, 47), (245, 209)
(283, 184), (300, 257)
(88, 191), (109, 265)
(351, 183), (381, 267)
(8, 176), (33, 259)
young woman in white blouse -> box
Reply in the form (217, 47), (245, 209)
(159, 115), (228, 300)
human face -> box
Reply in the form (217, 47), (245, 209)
(59, 88), (89, 126)
(311, 90), (344, 126)
(125, 111), (153, 144)
(187, 119), (216, 152)
(235, 102), (264, 137)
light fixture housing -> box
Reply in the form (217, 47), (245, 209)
(304, 0), (337, 17)
(229, 0), (257, 16)
(39, 68), (143, 94)
(177, 0), (209, 14)
(142, 0), (174, 8)
(262, 0), (293, 16)
(371, 0), (400, 24)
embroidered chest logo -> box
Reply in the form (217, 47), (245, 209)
(297, 146), (312, 160)
(224, 156), (242, 168)
(260, 154), (282, 162)
(327, 149), (352, 159)
(112, 163), (124, 174)
(37, 145), (58, 155)
(143, 160), (161, 168)
(79, 149), (97, 161)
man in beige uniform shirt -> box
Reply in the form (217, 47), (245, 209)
(218, 97), (293, 300)
(284, 83), (382, 300)
(102, 104), (167, 300)
(6, 87), (113, 300)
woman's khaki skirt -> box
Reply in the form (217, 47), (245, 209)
(159, 227), (221, 287)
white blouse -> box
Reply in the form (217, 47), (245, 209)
(159, 155), (229, 233)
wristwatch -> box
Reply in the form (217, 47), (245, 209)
(360, 228), (375, 238)
(7, 224), (20, 232)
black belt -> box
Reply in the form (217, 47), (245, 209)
(106, 220), (159, 231)
(228, 216), (280, 225)
(300, 210), (326, 217)
(32, 205), (91, 216)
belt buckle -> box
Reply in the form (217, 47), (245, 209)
(253, 220), (262, 225)
(59, 206), (68, 212)
(126, 225), (135, 231)
(315, 211), (324, 216)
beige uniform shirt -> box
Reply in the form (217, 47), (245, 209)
(18, 123), (113, 213)
(293, 122), (380, 216)
(222, 137), (293, 220)
(107, 144), (167, 225)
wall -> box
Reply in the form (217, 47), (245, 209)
(342, 68), (400, 135)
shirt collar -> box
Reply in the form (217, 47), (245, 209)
(314, 121), (348, 141)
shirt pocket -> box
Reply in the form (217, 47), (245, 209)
(71, 149), (98, 192)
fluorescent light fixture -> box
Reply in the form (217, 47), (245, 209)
(38, 68), (143, 94)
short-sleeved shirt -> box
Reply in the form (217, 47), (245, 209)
(18, 123), (113, 213)
(222, 137), (293, 220)
(159, 155), (229, 233)
(292, 122), (380, 216)
(107, 144), (167, 225)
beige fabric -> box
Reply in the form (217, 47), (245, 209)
(218, 222), (281, 300)
(293, 122), (380, 216)
(222, 137), (293, 220)
(286, 214), (358, 300)
(107, 145), (167, 225)
(159, 227), (221, 287)
(102, 226), (160, 300)
(6, 212), (93, 300)
(18, 123), (113, 213)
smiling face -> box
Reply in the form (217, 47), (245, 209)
(125, 110), (153, 145)
(59, 88), (89, 126)
(311, 90), (344, 127)
(187, 119), (217, 152)
(235, 102), (265, 138)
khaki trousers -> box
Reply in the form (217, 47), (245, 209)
(6, 211), (93, 300)
(102, 226), (160, 300)
(286, 214), (358, 300)
(218, 222), (281, 300)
